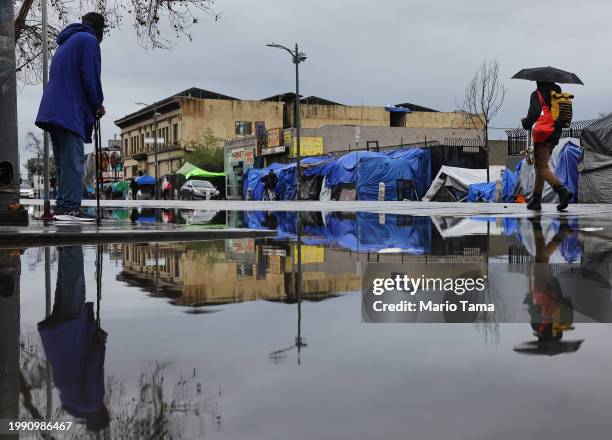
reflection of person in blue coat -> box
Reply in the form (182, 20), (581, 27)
(37, 247), (109, 432)
(35, 13), (105, 218)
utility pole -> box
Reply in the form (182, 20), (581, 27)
(136, 101), (161, 199)
(266, 42), (307, 200)
(41, 0), (52, 219)
(153, 102), (159, 200)
(0, 0), (28, 225)
(294, 43), (302, 201)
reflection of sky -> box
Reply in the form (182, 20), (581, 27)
(16, 246), (612, 439)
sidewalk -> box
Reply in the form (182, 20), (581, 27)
(20, 198), (612, 218)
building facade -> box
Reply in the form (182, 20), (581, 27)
(116, 87), (480, 180)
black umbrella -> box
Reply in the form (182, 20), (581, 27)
(512, 66), (584, 85)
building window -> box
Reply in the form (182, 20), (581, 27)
(124, 138), (128, 155)
(173, 124), (179, 145)
(235, 121), (252, 136)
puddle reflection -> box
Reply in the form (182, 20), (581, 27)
(4, 211), (612, 438)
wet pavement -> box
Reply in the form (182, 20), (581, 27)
(2, 209), (612, 439)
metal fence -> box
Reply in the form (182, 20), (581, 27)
(505, 119), (599, 156)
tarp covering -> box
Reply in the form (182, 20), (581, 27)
(513, 139), (580, 203)
(579, 115), (612, 203)
(422, 166), (505, 202)
(502, 168), (517, 203)
(467, 182), (495, 202)
(243, 148), (431, 201)
(135, 175), (155, 185)
(356, 148), (431, 200)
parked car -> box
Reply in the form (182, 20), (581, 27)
(180, 180), (220, 200)
(20, 182), (35, 199)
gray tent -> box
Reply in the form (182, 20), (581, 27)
(578, 115), (612, 203)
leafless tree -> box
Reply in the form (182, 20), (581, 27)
(459, 59), (506, 182)
(14, 0), (219, 85)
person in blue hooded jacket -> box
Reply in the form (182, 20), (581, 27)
(36, 12), (105, 219)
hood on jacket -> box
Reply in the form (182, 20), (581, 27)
(57, 23), (96, 45)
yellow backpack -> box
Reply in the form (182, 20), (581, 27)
(550, 91), (573, 128)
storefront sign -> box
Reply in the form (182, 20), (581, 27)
(283, 128), (293, 147)
(245, 149), (255, 165)
(262, 146), (287, 156)
(231, 148), (245, 161)
(267, 128), (282, 147)
(291, 137), (324, 157)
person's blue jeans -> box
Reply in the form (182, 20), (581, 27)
(50, 126), (84, 210)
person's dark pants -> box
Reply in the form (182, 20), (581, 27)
(534, 141), (561, 194)
(50, 246), (86, 321)
(50, 126), (85, 210)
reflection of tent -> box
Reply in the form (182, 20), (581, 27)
(244, 211), (432, 255)
(423, 166), (504, 202)
(176, 162), (225, 179)
(135, 175), (155, 185)
(111, 181), (129, 193)
(579, 115), (612, 203)
(513, 139), (580, 203)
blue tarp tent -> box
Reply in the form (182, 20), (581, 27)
(244, 157), (333, 201)
(502, 168), (517, 203)
(467, 182), (495, 203)
(356, 148), (431, 200)
(135, 175), (155, 185)
(243, 148), (431, 201)
(554, 141), (580, 203)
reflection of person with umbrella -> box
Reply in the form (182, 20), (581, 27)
(513, 67), (582, 212)
(37, 247), (109, 432)
(514, 218), (583, 356)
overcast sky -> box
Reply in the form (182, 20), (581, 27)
(17, 0), (612, 164)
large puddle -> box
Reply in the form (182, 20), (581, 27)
(3, 210), (612, 439)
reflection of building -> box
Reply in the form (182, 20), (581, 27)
(118, 240), (361, 307)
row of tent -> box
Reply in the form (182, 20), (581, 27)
(244, 148), (432, 201)
(244, 115), (612, 204)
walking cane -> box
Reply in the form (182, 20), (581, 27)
(94, 119), (102, 224)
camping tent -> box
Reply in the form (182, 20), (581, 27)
(321, 148), (431, 201)
(512, 139), (580, 203)
(422, 166), (505, 202)
(579, 115), (612, 203)
(175, 162), (225, 179)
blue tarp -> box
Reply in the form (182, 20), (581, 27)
(502, 168), (517, 203)
(135, 175), (155, 185)
(243, 148), (431, 201)
(244, 157), (333, 201)
(467, 182), (496, 203)
(554, 141), (580, 203)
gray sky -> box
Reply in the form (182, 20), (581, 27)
(17, 0), (612, 164)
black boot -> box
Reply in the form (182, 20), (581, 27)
(527, 192), (542, 211)
(554, 185), (573, 211)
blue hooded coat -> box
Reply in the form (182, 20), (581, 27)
(36, 23), (103, 144)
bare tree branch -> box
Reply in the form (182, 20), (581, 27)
(13, 0), (219, 85)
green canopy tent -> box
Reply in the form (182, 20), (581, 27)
(176, 162), (225, 180)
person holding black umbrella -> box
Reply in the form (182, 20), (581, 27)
(514, 66), (582, 211)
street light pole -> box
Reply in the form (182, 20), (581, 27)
(294, 43), (302, 201)
(266, 42), (307, 201)
(41, 0), (52, 219)
(153, 102), (159, 200)
(136, 101), (160, 200)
